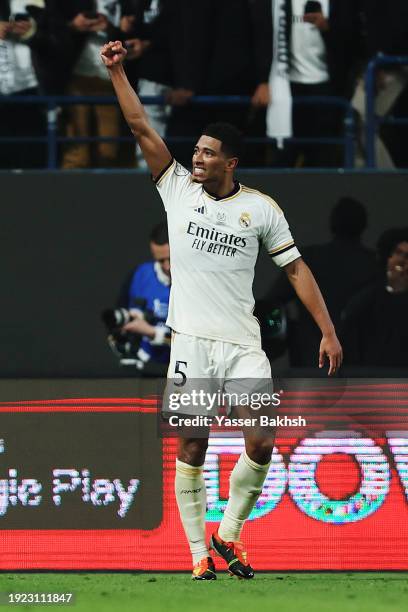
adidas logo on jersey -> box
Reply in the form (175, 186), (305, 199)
(194, 206), (206, 215)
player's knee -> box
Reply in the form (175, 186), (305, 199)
(245, 439), (274, 465)
(178, 439), (208, 466)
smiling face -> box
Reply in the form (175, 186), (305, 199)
(388, 241), (408, 276)
(386, 240), (408, 293)
(191, 135), (238, 187)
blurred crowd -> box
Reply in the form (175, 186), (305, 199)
(267, 199), (408, 371)
(1, 0), (408, 169)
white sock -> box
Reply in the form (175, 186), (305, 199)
(175, 459), (209, 565)
(218, 452), (270, 542)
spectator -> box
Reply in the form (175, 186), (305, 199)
(120, 0), (173, 168)
(341, 227), (408, 368)
(0, 0), (47, 168)
(116, 221), (171, 370)
(267, 0), (362, 167)
(46, 0), (126, 168)
(266, 197), (379, 366)
(165, 0), (272, 168)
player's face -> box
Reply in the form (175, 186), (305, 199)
(192, 136), (236, 185)
(150, 241), (171, 278)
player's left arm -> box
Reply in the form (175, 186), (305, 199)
(284, 257), (343, 375)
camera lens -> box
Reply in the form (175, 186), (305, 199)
(102, 308), (131, 329)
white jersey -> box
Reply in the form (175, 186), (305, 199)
(155, 159), (301, 347)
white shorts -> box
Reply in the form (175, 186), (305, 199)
(163, 332), (273, 416)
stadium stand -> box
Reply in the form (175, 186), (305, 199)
(1, 1), (408, 170)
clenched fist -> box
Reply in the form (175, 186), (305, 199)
(100, 40), (127, 68)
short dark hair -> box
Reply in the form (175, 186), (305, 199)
(202, 122), (243, 159)
(377, 227), (408, 265)
(150, 221), (168, 245)
(330, 197), (368, 239)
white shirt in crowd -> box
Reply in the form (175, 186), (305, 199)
(290, 0), (329, 84)
(143, 0), (160, 24)
(0, 0), (39, 95)
(155, 160), (301, 347)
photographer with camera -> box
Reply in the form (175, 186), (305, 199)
(103, 221), (171, 373)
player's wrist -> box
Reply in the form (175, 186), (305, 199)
(321, 325), (336, 339)
(106, 62), (125, 74)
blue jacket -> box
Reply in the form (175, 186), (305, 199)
(127, 262), (170, 363)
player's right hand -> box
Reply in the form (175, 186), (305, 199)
(100, 40), (127, 68)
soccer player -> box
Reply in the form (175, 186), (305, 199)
(101, 40), (343, 581)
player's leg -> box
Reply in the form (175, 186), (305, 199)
(210, 412), (275, 579)
(220, 345), (274, 541)
(175, 436), (215, 579)
(210, 345), (274, 578)
(166, 333), (222, 579)
(219, 415), (275, 541)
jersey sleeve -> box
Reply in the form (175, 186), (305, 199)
(153, 158), (194, 211)
(261, 203), (301, 267)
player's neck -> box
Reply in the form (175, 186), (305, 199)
(204, 177), (237, 200)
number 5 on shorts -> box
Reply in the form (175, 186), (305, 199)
(174, 361), (187, 387)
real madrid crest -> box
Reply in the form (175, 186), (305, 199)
(239, 212), (251, 228)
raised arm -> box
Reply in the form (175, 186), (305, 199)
(100, 40), (172, 178)
(284, 257), (343, 375)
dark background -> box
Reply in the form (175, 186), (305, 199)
(1, 171), (407, 376)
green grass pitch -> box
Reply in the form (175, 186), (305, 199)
(0, 573), (407, 611)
